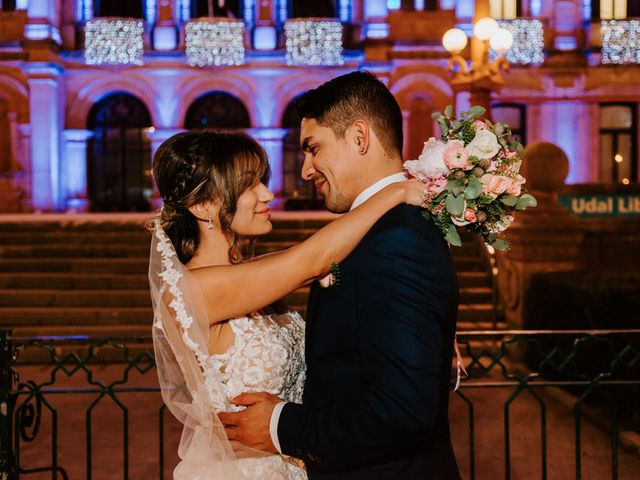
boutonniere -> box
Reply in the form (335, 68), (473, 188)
(318, 262), (341, 288)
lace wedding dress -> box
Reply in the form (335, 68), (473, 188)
(149, 222), (307, 479)
(208, 312), (307, 479)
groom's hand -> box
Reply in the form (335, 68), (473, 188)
(219, 392), (281, 454)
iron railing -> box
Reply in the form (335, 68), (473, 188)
(1, 329), (639, 479)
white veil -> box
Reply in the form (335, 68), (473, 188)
(149, 220), (286, 479)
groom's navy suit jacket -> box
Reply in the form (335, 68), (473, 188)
(278, 205), (461, 479)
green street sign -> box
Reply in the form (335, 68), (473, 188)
(558, 194), (640, 217)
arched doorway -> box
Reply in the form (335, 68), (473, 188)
(87, 92), (152, 212)
(184, 91), (250, 130)
(281, 98), (323, 209)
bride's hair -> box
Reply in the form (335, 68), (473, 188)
(152, 130), (270, 265)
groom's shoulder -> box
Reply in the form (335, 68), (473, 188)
(365, 205), (444, 249)
(371, 204), (438, 237)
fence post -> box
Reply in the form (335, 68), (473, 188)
(0, 329), (15, 479)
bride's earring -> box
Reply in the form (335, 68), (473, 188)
(207, 216), (214, 230)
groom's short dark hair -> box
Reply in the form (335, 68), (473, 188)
(295, 71), (403, 157)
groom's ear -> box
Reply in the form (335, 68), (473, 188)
(348, 119), (370, 155)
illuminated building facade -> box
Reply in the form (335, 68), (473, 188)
(0, 0), (637, 212)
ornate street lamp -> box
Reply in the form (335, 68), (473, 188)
(442, 17), (514, 121)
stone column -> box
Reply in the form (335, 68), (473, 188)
(25, 0), (62, 44)
(153, 0), (178, 51)
(253, 0), (277, 50)
(246, 128), (288, 197)
(401, 109), (410, 160)
(146, 127), (186, 209)
(61, 129), (93, 212)
(26, 63), (64, 211)
(494, 142), (585, 329)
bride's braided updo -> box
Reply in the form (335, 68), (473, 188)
(152, 130), (270, 265)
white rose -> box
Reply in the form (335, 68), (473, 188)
(403, 137), (449, 180)
(467, 129), (500, 159)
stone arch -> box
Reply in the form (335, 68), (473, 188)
(66, 74), (160, 129)
(390, 72), (454, 158)
(273, 72), (343, 127)
(174, 75), (257, 128)
(0, 74), (29, 123)
(390, 72), (454, 113)
(184, 91), (251, 129)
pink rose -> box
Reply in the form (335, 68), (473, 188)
(425, 176), (448, 196)
(480, 174), (511, 198)
(505, 174), (526, 195)
(474, 120), (489, 130)
(463, 208), (477, 223)
(444, 140), (472, 170)
(319, 273), (335, 288)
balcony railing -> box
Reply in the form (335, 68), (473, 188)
(84, 17), (145, 66)
(184, 17), (246, 67)
(284, 18), (344, 66)
(497, 18), (545, 65)
(600, 19), (640, 64)
(3, 329), (639, 479)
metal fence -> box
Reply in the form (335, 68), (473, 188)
(1, 329), (639, 480)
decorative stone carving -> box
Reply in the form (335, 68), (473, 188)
(494, 141), (585, 328)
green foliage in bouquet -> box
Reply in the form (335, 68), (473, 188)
(408, 105), (538, 250)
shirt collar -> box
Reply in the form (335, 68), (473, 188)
(349, 172), (408, 211)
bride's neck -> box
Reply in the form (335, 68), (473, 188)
(186, 226), (233, 268)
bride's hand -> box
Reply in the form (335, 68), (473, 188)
(399, 179), (428, 207)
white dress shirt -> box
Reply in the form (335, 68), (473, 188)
(269, 171), (408, 453)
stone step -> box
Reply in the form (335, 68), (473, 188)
(0, 228), (323, 245)
(0, 270), (490, 291)
(0, 289), (152, 308)
(0, 273), (149, 290)
(0, 258), (149, 273)
(0, 307), (153, 326)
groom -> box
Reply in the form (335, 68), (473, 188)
(220, 71), (460, 479)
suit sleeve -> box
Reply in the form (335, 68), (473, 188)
(277, 221), (455, 469)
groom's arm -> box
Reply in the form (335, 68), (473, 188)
(277, 218), (456, 469)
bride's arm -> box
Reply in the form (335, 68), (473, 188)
(192, 179), (424, 324)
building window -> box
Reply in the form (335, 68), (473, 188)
(599, 104), (637, 184)
(592, 0), (640, 20)
(94, 0), (144, 18)
(185, 91), (250, 129)
(87, 93), (153, 212)
(492, 103), (526, 145)
(291, 0), (336, 18)
(490, 0), (521, 19)
(1, 0), (16, 11)
(191, 0), (242, 18)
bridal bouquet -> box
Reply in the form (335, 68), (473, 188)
(404, 105), (537, 250)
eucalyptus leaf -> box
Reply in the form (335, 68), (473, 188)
(515, 193), (538, 210)
(445, 193), (465, 216)
(446, 179), (466, 196)
(431, 112), (442, 120)
(438, 118), (449, 136)
(444, 105), (453, 119)
(464, 175), (483, 200)
(468, 106), (486, 119)
(433, 191), (448, 203)
(445, 224), (462, 247)
(500, 195), (519, 207)
(492, 238), (509, 251)
(494, 123), (504, 136)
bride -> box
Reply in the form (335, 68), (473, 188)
(149, 130), (424, 479)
